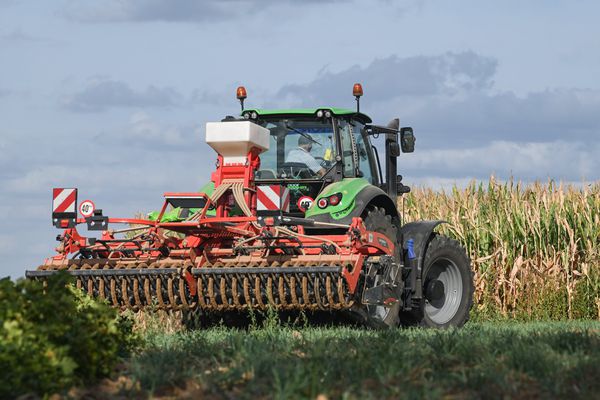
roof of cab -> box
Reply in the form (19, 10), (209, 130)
(242, 107), (372, 124)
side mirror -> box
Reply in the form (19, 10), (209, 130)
(400, 127), (415, 153)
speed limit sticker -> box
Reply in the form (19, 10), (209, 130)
(79, 200), (95, 218)
(297, 196), (314, 212)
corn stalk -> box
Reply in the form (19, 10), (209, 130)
(401, 177), (600, 320)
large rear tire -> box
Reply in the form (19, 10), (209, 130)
(361, 207), (402, 328)
(402, 234), (473, 328)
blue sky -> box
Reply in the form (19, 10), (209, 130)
(1, 0), (599, 278)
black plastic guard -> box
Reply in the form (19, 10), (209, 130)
(400, 220), (446, 299)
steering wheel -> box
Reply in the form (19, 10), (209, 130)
(279, 162), (313, 179)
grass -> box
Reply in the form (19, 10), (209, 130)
(82, 318), (599, 399)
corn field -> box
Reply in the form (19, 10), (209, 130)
(401, 177), (600, 320)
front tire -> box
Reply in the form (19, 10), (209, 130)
(360, 207), (402, 328)
(402, 234), (473, 328)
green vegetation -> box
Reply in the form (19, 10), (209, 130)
(403, 178), (600, 320)
(124, 319), (599, 399)
(10, 307), (595, 399)
(0, 274), (136, 398)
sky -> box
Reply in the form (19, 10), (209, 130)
(1, 0), (599, 278)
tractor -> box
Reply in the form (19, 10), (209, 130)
(27, 84), (474, 328)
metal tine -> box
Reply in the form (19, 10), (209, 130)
(37, 260), (354, 311)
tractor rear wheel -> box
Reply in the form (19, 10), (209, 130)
(402, 234), (473, 328)
(361, 206), (402, 328)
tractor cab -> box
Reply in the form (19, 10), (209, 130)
(151, 85), (415, 223)
(238, 108), (378, 216)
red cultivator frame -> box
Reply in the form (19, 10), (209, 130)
(29, 144), (401, 317)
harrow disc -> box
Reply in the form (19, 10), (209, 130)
(27, 258), (355, 312)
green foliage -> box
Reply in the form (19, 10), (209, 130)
(129, 321), (600, 399)
(0, 273), (136, 398)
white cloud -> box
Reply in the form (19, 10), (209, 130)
(3, 161), (203, 195)
(0, 234), (19, 254)
(88, 111), (204, 149)
(402, 140), (599, 182)
(414, 89), (600, 145)
(128, 111), (191, 145)
(276, 52), (498, 108)
(62, 78), (183, 112)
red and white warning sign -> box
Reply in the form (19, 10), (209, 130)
(52, 188), (77, 214)
(79, 200), (96, 218)
(297, 196), (314, 213)
(257, 185), (290, 212)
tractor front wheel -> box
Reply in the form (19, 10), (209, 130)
(361, 206), (402, 328)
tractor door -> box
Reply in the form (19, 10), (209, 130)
(338, 119), (379, 185)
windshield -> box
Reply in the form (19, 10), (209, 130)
(255, 118), (336, 180)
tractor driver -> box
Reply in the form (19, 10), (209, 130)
(286, 135), (326, 177)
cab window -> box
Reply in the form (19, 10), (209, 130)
(256, 118), (336, 180)
(339, 120), (376, 183)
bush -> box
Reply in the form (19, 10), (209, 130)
(0, 273), (136, 398)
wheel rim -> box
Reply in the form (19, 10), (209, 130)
(424, 257), (463, 325)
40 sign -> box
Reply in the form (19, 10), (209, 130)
(79, 200), (95, 218)
(297, 196), (314, 213)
